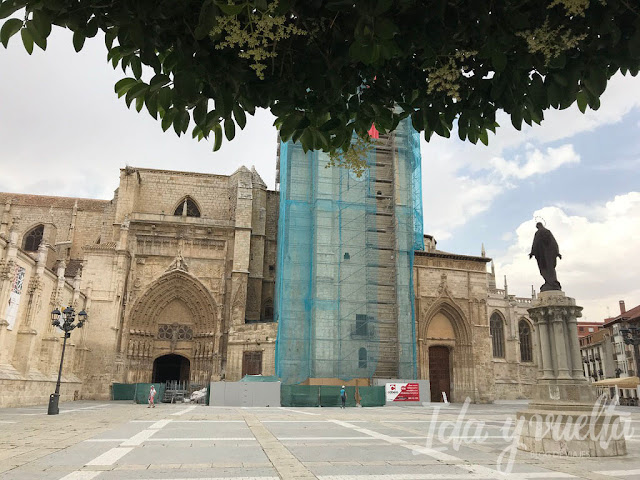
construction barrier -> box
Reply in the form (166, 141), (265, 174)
(358, 386), (386, 407)
(209, 381), (281, 407)
(111, 383), (166, 404)
(281, 385), (368, 407)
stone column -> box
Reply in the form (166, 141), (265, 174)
(518, 290), (626, 457)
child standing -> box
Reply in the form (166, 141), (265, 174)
(148, 385), (157, 408)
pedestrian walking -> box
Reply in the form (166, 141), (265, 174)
(340, 385), (347, 409)
(148, 385), (156, 408)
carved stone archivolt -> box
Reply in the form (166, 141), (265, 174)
(128, 270), (217, 335)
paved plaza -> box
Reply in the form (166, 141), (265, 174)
(1, 400), (640, 480)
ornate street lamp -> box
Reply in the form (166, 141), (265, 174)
(48, 306), (87, 415)
(619, 324), (640, 379)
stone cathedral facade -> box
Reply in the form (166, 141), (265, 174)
(0, 165), (537, 407)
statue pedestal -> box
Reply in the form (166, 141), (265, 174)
(517, 291), (627, 457)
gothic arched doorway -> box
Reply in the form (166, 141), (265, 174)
(419, 301), (475, 402)
(125, 270), (219, 384)
(153, 354), (190, 383)
(429, 346), (451, 402)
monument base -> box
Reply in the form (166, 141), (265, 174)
(518, 291), (627, 457)
(517, 405), (627, 457)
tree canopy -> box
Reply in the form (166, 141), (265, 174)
(1, 0), (639, 165)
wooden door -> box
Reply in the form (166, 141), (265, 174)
(428, 346), (451, 402)
(242, 351), (263, 377)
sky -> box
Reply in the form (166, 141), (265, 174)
(1, 29), (639, 323)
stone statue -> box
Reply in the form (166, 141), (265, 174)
(529, 222), (562, 292)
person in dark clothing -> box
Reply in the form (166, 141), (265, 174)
(529, 222), (562, 292)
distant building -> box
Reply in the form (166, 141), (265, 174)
(577, 321), (604, 338)
(580, 328), (615, 382)
(604, 301), (640, 378)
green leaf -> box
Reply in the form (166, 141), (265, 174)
(20, 27), (32, 54)
(279, 112), (303, 140)
(491, 49), (507, 73)
(215, 1), (244, 16)
(576, 90), (588, 114)
(73, 31), (85, 52)
(319, 117), (341, 132)
(0, 1), (26, 20)
(373, 0), (393, 16)
(630, 30), (640, 58)
(213, 122), (223, 151)
(105, 28), (117, 49)
(150, 74), (171, 92)
(0, 16), (21, 48)
(584, 68), (607, 97)
(114, 77), (137, 97)
(25, 20), (45, 50)
(125, 83), (148, 108)
(32, 10), (51, 38)
(157, 87), (172, 111)
(161, 108), (177, 132)
(478, 129), (489, 146)
(510, 108), (523, 130)
(195, 0), (219, 40)
(145, 93), (158, 119)
(135, 96), (145, 113)
(224, 117), (235, 141)
(173, 109), (189, 136)
(130, 56), (142, 79)
(233, 103), (246, 130)
(86, 17), (98, 38)
(375, 18), (396, 40)
(193, 98), (208, 126)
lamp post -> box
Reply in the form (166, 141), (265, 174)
(48, 306), (87, 415)
(619, 324), (640, 379)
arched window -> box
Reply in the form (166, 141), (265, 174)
(490, 312), (505, 358)
(519, 319), (533, 363)
(173, 197), (200, 217)
(23, 225), (44, 252)
(358, 348), (367, 368)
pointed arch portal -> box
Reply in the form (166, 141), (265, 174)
(419, 300), (475, 403)
(124, 270), (219, 384)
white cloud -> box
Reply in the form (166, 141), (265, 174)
(489, 144), (580, 180)
(421, 142), (504, 241)
(501, 232), (514, 242)
(496, 192), (640, 321)
(421, 138), (582, 240)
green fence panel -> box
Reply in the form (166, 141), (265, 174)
(319, 386), (356, 407)
(358, 386), (386, 407)
(281, 385), (320, 407)
(133, 383), (167, 404)
(112, 383), (136, 401)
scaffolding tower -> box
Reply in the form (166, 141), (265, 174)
(275, 118), (424, 384)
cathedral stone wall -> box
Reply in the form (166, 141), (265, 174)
(487, 288), (538, 400)
(0, 232), (89, 407)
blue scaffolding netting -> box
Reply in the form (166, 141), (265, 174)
(275, 118), (424, 384)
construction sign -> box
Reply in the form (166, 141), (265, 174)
(385, 382), (420, 402)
